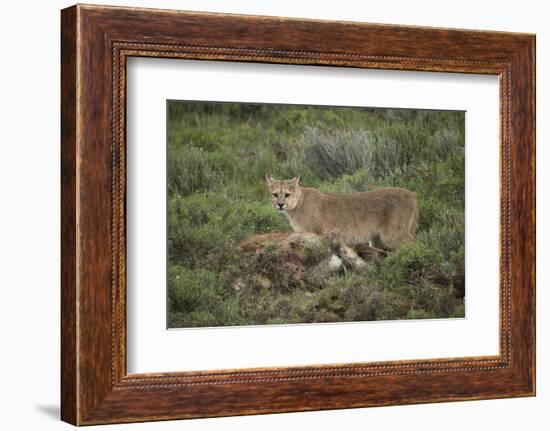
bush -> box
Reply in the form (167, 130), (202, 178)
(379, 240), (444, 287)
(168, 266), (243, 327)
(168, 191), (289, 269)
(300, 116), (464, 186)
(302, 127), (374, 180)
(168, 146), (220, 196)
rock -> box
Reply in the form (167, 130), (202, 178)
(237, 232), (294, 253)
(236, 231), (386, 292)
(238, 231), (346, 282)
(231, 280), (244, 292)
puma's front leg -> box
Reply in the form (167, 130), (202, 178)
(340, 244), (366, 268)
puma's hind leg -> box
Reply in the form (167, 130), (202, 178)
(380, 228), (414, 250)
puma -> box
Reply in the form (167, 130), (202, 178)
(266, 175), (418, 253)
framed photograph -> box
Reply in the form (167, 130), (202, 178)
(61, 4), (535, 425)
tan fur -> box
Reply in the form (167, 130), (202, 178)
(266, 175), (418, 251)
(238, 232), (292, 253)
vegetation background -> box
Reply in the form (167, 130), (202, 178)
(167, 101), (465, 328)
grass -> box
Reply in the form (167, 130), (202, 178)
(167, 102), (465, 328)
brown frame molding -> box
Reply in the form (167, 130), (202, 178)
(61, 4), (535, 425)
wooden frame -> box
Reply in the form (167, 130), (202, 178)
(61, 4), (535, 426)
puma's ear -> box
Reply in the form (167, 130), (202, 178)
(266, 174), (274, 185)
(291, 175), (300, 186)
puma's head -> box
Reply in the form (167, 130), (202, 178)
(266, 175), (302, 213)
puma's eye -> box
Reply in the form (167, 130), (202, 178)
(272, 193), (278, 197)
(284, 193), (290, 198)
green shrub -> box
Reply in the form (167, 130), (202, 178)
(168, 266), (243, 327)
(168, 146), (220, 196)
(302, 127), (374, 180)
(380, 240), (443, 287)
(168, 191), (289, 269)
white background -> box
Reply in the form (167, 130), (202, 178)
(0, 0), (547, 430)
(127, 59), (500, 373)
